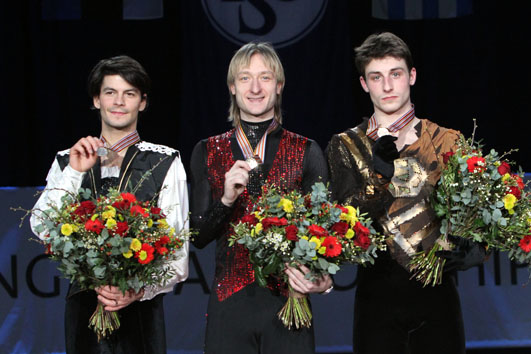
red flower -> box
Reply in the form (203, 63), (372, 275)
(466, 156), (486, 173)
(513, 174), (525, 190)
(73, 200), (96, 218)
(353, 222), (371, 249)
(130, 205), (149, 217)
(85, 219), (104, 234)
(135, 243), (155, 264)
(331, 221), (349, 236)
(121, 193), (137, 203)
(155, 235), (170, 249)
(442, 151), (455, 164)
(150, 207), (162, 215)
(112, 200), (129, 210)
(308, 224), (328, 237)
(322, 236), (342, 257)
(497, 161), (511, 175)
(241, 214), (259, 226)
(335, 205), (349, 214)
(157, 246), (169, 255)
(261, 217), (288, 230)
(508, 186), (522, 200)
(44, 243), (53, 255)
(285, 225), (299, 241)
(115, 221), (129, 236)
(519, 235), (531, 253)
(300, 195), (311, 209)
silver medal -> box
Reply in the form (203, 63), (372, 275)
(245, 156), (261, 170)
(97, 147), (108, 157)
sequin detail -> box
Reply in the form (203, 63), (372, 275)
(206, 129), (307, 301)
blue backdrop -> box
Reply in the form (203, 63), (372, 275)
(2, 187), (531, 353)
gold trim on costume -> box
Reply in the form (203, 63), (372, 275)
(388, 157), (428, 198)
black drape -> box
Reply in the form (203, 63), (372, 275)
(1, 0), (528, 187)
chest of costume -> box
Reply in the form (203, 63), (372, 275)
(205, 129), (307, 301)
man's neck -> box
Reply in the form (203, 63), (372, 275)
(373, 105), (413, 128)
(101, 128), (137, 146)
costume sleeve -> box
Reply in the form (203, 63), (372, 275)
(30, 156), (86, 239)
(189, 140), (234, 249)
(325, 134), (389, 220)
(302, 139), (329, 193)
(142, 155), (190, 300)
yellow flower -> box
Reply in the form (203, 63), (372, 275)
(301, 236), (309, 241)
(345, 229), (355, 239)
(61, 223), (73, 236)
(123, 250), (133, 258)
(91, 213), (99, 221)
(278, 198), (294, 213)
(105, 218), (117, 229)
(253, 211), (263, 221)
(502, 173), (512, 182)
(138, 250), (148, 262)
(157, 218), (169, 229)
(340, 206), (358, 226)
(254, 223), (263, 234)
(309, 236), (321, 249)
(318, 246), (326, 255)
(504, 194), (517, 211)
(169, 227), (176, 236)
(102, 206), (116, 220)
(147, 219), (154, 228)
(130, 238), (142, 252)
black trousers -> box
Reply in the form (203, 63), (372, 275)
(353, 258), (465, 354)
(204, 282), (315, 354)
(65, 287), (166, 354)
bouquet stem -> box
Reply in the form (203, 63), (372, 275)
(409, 242), (446, 287)
(88, 301), (121, 342)
(277, 285), (312, 330)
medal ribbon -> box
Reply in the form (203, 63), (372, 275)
(366, 105), (415, 141)
(100, 131), (141, 152)
(235, 120), (279, 163)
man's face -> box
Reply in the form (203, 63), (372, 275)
(93, 74), (146, 132)
(360, 56), (416, 118)
(230, 53), (282, 122)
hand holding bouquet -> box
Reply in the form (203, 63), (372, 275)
(230, 182), (386, 329)
(29, 187), (190, 340)
(410, 123), (530, 286)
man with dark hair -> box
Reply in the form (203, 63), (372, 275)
(326, 32), (487, 354)
(30, 55), (189, 354)
(190, 42), (332, 354)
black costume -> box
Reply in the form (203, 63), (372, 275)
(31, 141), (189, 354)
(190, 120), (328, 354)
(327, 119), (467, 354)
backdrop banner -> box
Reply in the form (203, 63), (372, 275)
(2, 187), (531, 353)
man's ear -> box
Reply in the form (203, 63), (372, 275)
(360, 76), (369, 93)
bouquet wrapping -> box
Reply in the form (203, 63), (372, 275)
(230, 182), (387, 329)
(29, 187), (190, 340)
(410, 127), (530, 286)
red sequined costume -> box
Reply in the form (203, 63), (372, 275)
(190, 120), (328, 354)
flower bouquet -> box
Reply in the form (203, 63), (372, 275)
(29, 187), (190, 341)
(410, 124), (530, 286)
(229, 182), (386, 329)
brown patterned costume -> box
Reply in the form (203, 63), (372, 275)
(327, 118), (466, 354)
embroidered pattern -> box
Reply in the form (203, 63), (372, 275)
(136, 141), (177, 156)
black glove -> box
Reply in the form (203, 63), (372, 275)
(372, 135), (399, 179)
(436, 235), (488, 272)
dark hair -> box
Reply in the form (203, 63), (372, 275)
(87, 55), (151, 103)
(354, 32), (414, 77)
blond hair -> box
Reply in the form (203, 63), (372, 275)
(227, 42), (285, 126)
